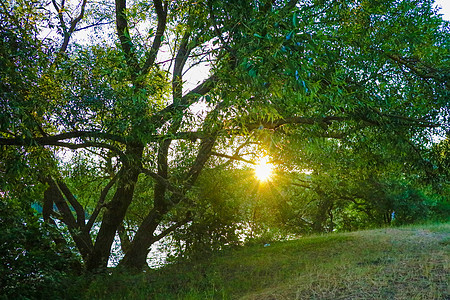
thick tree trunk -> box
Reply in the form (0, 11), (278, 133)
(120, 137), (217, 270)
(119, 136), (172, 270)
(85, 145), (143, 272)
(118, 208), (166, 270)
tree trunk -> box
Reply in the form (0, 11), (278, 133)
(120, 137), (217, 270)
(118, 208), (166, 270)
(85, 144), (143, 272)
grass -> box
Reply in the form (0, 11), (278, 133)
(82, 222), (450, 299)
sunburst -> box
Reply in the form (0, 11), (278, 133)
(254, 156), (274, 182)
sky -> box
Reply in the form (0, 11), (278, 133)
(434, 0), (450, 20)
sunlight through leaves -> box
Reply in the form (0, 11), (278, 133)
(254, 156), (274, 182)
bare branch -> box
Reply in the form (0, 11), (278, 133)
(74, 20), (113, 32)
(156, 49), (218, 66)
(68, 0), (87, 36)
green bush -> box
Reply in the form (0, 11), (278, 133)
(0, 200), (80, 299)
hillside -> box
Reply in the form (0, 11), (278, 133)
(84, 223), (450, 299)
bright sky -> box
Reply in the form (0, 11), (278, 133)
(435, 0), (450, 20)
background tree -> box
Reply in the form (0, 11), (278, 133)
(0, 0), (448, 273)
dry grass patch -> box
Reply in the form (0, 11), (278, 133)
(243, 225), (449, 300)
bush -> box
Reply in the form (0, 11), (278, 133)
(0, 200), (79, 299)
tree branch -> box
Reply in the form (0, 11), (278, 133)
(386, 53), (449, 86)
(52, 0), (68, 35)
(211, 151), (255, 165)
(115, 0), (139, 73)
(148, 74), (218, 128)
(149, 217), (191, 244)
(44, 178), (78, 229)
(185, 135), (217, 187)
(141, 0), (168, 76)
(141, 168), (187, 201)
(173, 30), (192, 101)
(84, 171), (120, 233)
(0, 131), (127, 159)
(54, 0), (88, 53)
(291, 182), (312, 189)
(74, 20), (113, 32)
(56, 179), (86, 227)
(208, 0), (234, 56)
(246, 116), (346, 131)
(0, 130), (126, 144)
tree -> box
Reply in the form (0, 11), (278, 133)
(0, 0), (448, 272)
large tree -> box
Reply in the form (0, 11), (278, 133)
(1, 0), (448, 272)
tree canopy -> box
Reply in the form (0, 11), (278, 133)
(0, 0), (449, 274)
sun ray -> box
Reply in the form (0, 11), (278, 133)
(254, 156), (274, 182)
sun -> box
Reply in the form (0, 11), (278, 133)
(254, 156), (274, 182)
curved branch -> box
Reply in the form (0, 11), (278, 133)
(141, 0), (168, 75)
(0, 136), (126, 160)
(0, 130), (126, 145)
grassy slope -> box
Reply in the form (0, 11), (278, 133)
(84, 223), (449, 299)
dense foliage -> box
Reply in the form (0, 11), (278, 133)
(0, 195), (79, 299)
(0, 0), (449, 279)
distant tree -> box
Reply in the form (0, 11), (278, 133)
(272, 129), (450, 232)
(0, 0), (448, 272)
